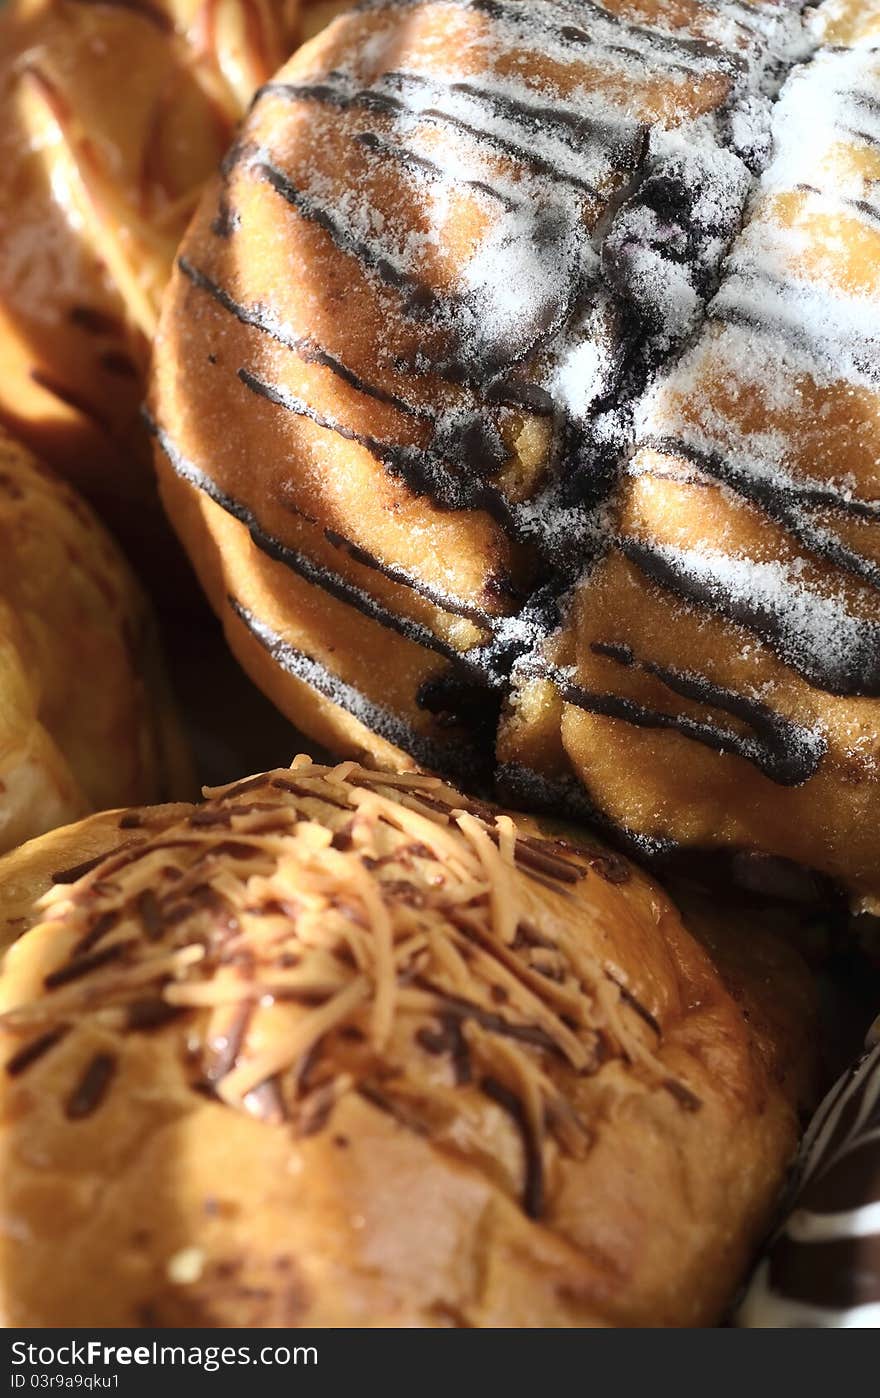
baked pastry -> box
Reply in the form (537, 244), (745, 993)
(502, 14), (880, 907)
(149, 1), (880, 903)
(0, 756), (816, 1327)
(149, 0), (809, 775)
(0, 427), (191, 855)
(0, 0), (300, 528)
(739, 1018), (880, 1327)
(298, 0), (352, 43)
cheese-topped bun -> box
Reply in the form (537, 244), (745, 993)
(739, 1021), (880, 1328)
(0, 0), (300, 528)
(0, 756), (817, 1327)
(148, 0), (811, 783)
(0, 427), (191, 855)
(502, 23), (880, 908)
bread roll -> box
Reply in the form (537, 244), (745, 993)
(149, 0), (807, 780)
(0, 0), (300, 531)
(149, 1), (880, 903)
(0, 756), (816, 1326)
(0, 427), (191, 854)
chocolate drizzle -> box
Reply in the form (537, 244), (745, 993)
(65, 1052), (117, 1119)
(480, 1074), (544, 1218)
(178, 255), (430, 419)
(227, 596), (484, 777)
(524, 652), (826, 787)
(149, 0), (871, 878)
(620, 526), (880, 697)
(237, 364), (518, 524)
(5, 1026), (69, 1077)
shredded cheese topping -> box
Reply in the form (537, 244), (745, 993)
(0, 757), (690, 1220)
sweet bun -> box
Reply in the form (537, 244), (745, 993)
(0, 756), (816, 1326)
(0, 427), (191, 855)
(0, 0), (300, 528)
(149, 0), (802, 775)
(739, 1022), (880, 1328)
(149, 1), (880, 901)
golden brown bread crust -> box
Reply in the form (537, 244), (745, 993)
(0, 0), (300, 532)
(150, 0), (792, 779)
(150, 0), (880, 901)
(0, 757), (816, 1326)
(0, 427), (192, 853)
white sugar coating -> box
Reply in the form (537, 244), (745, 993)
(763, 44), (880, 191)
(548, 298), (622, 422)
(270, 0), (832, 438)
(246, 0), (880, 717)
(626, 539), (880, 689)
(551, 334), (613, 423)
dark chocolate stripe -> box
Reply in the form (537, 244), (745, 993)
(259, 75), (624, 193)
(620, 528), (880, 697)
(65, 1052), (117, 1120)
(253, 157), (442, 309)
(45, 940), (134, 990)
(796, 182), (880, 231)
(146, 410), (499, 670)
(360, 0), (733, 73)
(5, 1025), (69, 1077)
(710, 271), (880, 385)
(548, 0), (745, 67)
(321, 529), (495, 625)
(521, 654), (826, 787)
(227, 596), (482, 777)
(480, 1074), (544, 1219)
(354, 129), (519, 209)
(178, 256), (428, 419)
(841, 125), (880, 151)
(641, 436), (880, 526)
(635, 434), (880, 694)
(237, 365), (518, 524)
(146, 410), (493, 624)
(384, 69), (642, 176)
(52, 849), (125, 885)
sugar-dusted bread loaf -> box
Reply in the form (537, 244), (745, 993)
(149, 0), (809, 771)
(0, 427), (191, 854)
(0, 756), (817, 1326)
(149, 1), (880, 902)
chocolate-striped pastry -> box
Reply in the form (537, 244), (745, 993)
(501, 11), (880, 906)
(0, 427), (191, 855)
(149, 0), (810, 782)
(739, 1022), (880, 1327)
(0, 0), (300, 533)
(0, 755), (817, 1326)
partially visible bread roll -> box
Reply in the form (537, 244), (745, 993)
(0, 756), (816, 1326)
(739, 1021), (880, 1328)
(0, 0), (300, 532)
(502, 29), (880, 906)
(0, 427), (191, 854)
